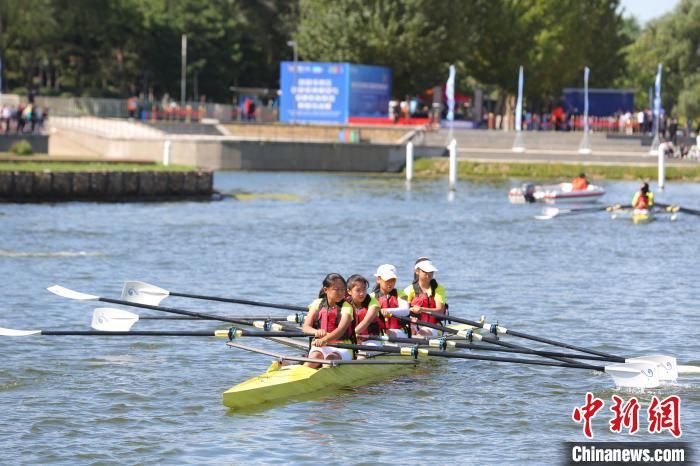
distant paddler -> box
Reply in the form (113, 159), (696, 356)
(405, 257), (447, 337)
(301, 273), (355, 368)
(632, 182), (654, 210)
(372, 264), (411, 338)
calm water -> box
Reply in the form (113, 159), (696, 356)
(0, 172), (698, 465)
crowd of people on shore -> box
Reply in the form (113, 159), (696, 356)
(0, 103), (48, 134)
(301, 258), (447, 366)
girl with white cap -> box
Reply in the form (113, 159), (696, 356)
(371, 264), (410, 338)
(404, 257), (447, 337)
(302, 273), (354, 368)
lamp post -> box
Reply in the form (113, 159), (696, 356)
(180, 34), (187, 107)
(287, 40), (297, 125)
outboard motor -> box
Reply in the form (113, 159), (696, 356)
(523, 183), (536, 203)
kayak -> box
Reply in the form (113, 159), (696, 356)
(509, 182), (605, 204)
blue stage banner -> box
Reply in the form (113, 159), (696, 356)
(280, 62), (349, 124)
(348, 64), (392, 117)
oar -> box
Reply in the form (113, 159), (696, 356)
(415, 312), (624, 360)
(365, 335), (620, 362)
(656, 202), (700, 216)
(48, 285), (313, 335)
(88, 308), (310, 352)
(393, 315), (597, 367)
(535, 204), (630, 220)
(0, 326), (308, 338)
(90, 308), (299, 332)
(327, 343), (662, 389)
(226, 341), (418, 366)
(121, 280), (307, 312)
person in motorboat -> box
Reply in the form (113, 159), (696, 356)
(404, 257), (447, 337)
(371, 264), (410, 338)
(302, 273), (355, 368)
(632, 182), (654, 210)
(571, 173), (588, 191)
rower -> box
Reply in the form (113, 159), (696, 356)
(301, 273), (354, 368)
(347, 274), (383, 359)
(347, 274), (382, 340)
(404, 257), (447, 337)
(571, 173), (588, 191)
(371, 264), (410, 338)
(632, 182), (654, 210)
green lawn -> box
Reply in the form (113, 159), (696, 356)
(412, 159), (700, 181)
(0, 161), (196, 172)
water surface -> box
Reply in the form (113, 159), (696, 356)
(0, 172), (698, 464)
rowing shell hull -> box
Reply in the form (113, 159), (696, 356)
(632, 209), (654, 224)
(222, 359), (414, 409)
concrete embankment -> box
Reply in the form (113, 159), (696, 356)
(0, 170), (214, 202)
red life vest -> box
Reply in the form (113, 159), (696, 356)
(312, 298), (353, 341)
(636, 193), (650, 209)
(411, 281), (441, 325)
(375, 289), (404, 330)
(354, 295), (383, 336)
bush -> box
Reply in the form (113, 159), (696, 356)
(9, 140), (34, 156)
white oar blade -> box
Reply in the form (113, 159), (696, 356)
(535, 207), (561, 220)
(121, 281), (170, 306)
(91, 308), (139, 332)
(47, 285), (98, 301)
(605, 361), (660, 389)
(0, 327), (41, 336)
(678, 364), (700, 375)
(628, 355), (678, 382)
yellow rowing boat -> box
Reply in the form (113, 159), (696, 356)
(222, 356), (417, 409)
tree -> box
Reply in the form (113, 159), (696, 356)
(622, 0), (700, 118)
(294, 0), (466, 97)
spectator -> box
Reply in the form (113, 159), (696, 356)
(248, 100), (256, 121)
(16, 103), (25, 133)
(1, 105), (11, 133)
(127, 95), (138, 119)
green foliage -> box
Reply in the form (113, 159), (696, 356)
(295, 0), (464, 97)
(0, 0), (679, 112)
(412, 158), (700, 181)
(8, 140), (34, 156)
(0, 161), (194, 171)
(622, 0), (700, 118)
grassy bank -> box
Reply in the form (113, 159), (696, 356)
(0, 161), (195, 172)
(413, 159), (700, 181)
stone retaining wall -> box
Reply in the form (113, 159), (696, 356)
(0, 170), (214, 202)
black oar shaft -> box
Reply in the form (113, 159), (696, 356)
(138, 315), (290, 321)
(40, 330), (307, 337)
(395, 315), (599, 367)
(170, 291), (307, 312)
(416, 313), (624, 360)
(329, 343), (604, 371)
(371, 336), (623, 362)
(98, 296), (267, 327)
(504, 328), (622, 359)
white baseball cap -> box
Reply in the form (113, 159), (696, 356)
(374, 264), (398, 280)
(415, 260), (438, 273)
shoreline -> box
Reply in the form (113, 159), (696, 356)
(410, 159), (700, 182)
